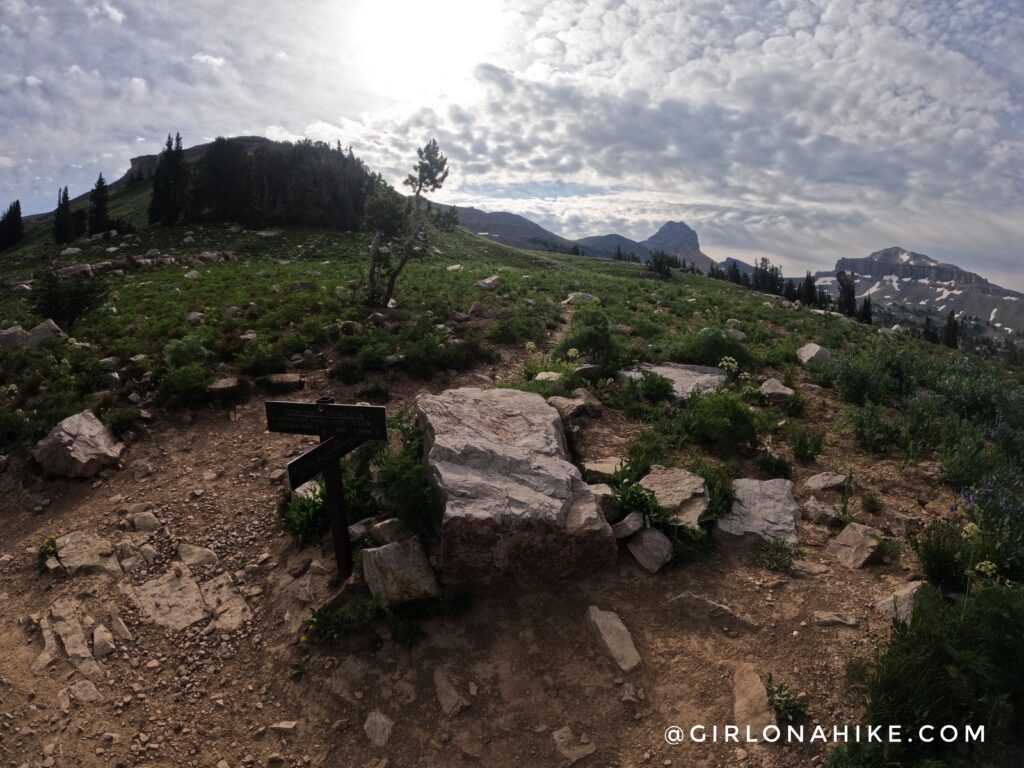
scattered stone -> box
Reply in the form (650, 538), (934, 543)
(805, 472), (849, 493)
(178, 541), (218, 566)
(585, 606), (642, 673)
(790, 559), (831, 578)
(48, 598), (103, 678)
(362, 537), (440, 605)
(26, 319), (67, 349)
(827, 523), (884, 569)
(626, 528), (672, 573)
(664, 592), (760, 632)
(417, 388), (616, 584)
(186, 311), (205, 324)
(32, 410), (124, 478)
(369, 518), (408, 546)
(434, 668), (469, 716)
(447, 263), (463, 272)
(129, 510), (161, 532)
(562, 292), (596, 305)
(33, 617), (61, 673)
(796, 343), (831, 366)
(552, 726), (596, 765)
(474, 275), (501, 291)
(184, 270), (201, 279)
(875, 581), (931, 620)
(629, 363), (726, 400)
(733, 664), (774, 731)
(68, 679), (102, 704)
(813, 611), (858, 627)
(199, 573), (252, 631)
(269, 720), (298, 733)
(759, 378), (795, 403)
(534, 371), (562, 382)
(92, 624), (116, 657)
(638, 465), (708, 527)
(0, 553), (12, 568)
(803, 497), (842, 527)
(207, 377), (242, 398)
(258, 372), (304, 393)
(583, 457), (624, 477)
(715, 478), (799, 543)
(129, 566), (209, 631)
(54, 531), (122, 578)
(363, 710), (394, 747)
(611, 512), (644, 539)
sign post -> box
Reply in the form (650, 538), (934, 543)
(265, 397), (388, 578)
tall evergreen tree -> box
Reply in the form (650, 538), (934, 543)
(53, 187), (73, 244)
(801, 271), (816, 306)
(87, 173), (110, 235)
(0, 200), (24, 250)
(943, 310), (959, 348)
(836, 270), (858, 315)
(783, 279), (798, 301)
(857, 295), (873, 324)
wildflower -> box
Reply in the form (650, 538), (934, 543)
(961, 522), (981, 540)
(718, 356), (739, 375)
(566, 348), (580, 360)
(524, 341), (537, 354)
(975, 560), (998, 579)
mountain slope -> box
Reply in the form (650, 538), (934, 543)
(816, 246), (1024, 335)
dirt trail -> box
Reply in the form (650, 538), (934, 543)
(0, 358), (954, 768)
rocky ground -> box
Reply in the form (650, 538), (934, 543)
(0, 337), (957, 768)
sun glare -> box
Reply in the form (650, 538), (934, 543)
(346, 0), (510, 104)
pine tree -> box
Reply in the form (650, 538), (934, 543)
(53, 187), (74, 244)
(836, 271), (858, 315)
(87, 174), (110, 235)
(943, 310), (959, 349)
(801, 272), (816, 306)
(0, 200), (25, 250)
(857, 296), (873, 324)
(783, 280), (798, 301)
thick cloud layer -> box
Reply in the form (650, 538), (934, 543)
(2, 0), (1022, 287)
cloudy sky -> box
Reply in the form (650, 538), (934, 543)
(2, 0), (1022, 287)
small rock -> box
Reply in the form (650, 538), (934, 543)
(552, 725), (596, 765)
(626, 528), (672, 573)
(363, 710), (394, 747)
(585, 605), (642, 673)
(826, 522), (884, 569)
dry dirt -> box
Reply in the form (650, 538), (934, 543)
(0, 353), (957, 768)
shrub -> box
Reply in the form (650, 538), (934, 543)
(163, 334), (212, 369)
(356, 381), (390, 403)
(277, 483), (329, 548)
(911, 521), (977, 592)
(756, 452), (792, 479)
(756, 539), (802, 572)
(941, 425), (996, 490)
(964, 476), (1024, 581)
(690, 460), (733, 520)
(612, 480), (660, 520)
(766, 674), (807, 723)
(670, 327), (752, 368)
(557, 307), (622, 373)
(100, 405), (141, 436)
(238, 343), (287, 376)
(30, 265), (106, 328)
(850, 401), (896, 455)
(639, 370), (675, 403)
(488, 313), (546, 344)
(681, 390), (758, 456)
(848, 585), (1024, 766)
(789, 424), (825, 462)
(831, 345), (919, 405)
(160, 363), (210, 405)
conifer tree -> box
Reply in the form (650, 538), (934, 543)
(0, 200), (24, 250)
(943, 310), (959, 349)
(857, 295), (873, 324)
(53, 187), (74, 244)
(801, 271), (816, 306)
(836, 270), (858, 315)
(87, 173), (110, 235)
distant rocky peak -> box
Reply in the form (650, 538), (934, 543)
(643, 220), (701, 255)
(866, 247), (937, 267)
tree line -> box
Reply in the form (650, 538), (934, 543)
(147, 134), (373, 230)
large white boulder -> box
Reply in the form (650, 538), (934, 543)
(796, 343), (831, 366)
(623, 363), (727, 401)
(715, 478), (800, 543)
(416, 387), (616, 585)
(32, 410), (124, 478)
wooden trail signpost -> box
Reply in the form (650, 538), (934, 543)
(266, 397), (388, 578)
